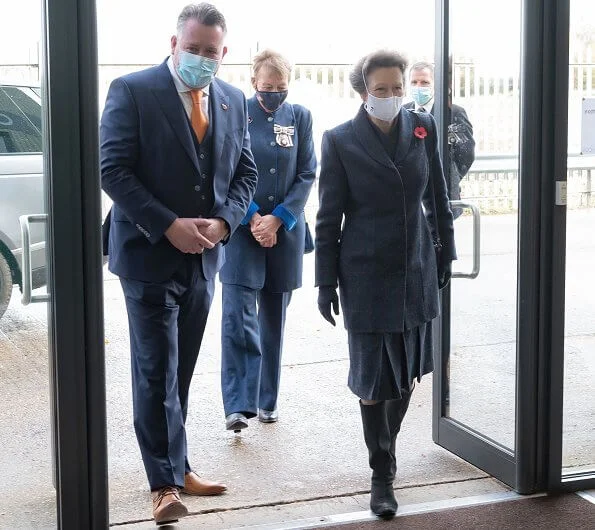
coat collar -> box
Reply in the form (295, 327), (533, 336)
(352, 105), (414, 169)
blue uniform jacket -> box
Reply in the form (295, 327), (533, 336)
(100, 60), (258, 283)
(315, 106), (456, 332)
(219, 97), (317, 292)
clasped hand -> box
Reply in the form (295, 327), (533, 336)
(165, 217), (227, 254)
(250, 213), (282, 248)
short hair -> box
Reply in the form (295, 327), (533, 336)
(409, 61), (434, 79)
(252, 49), (292, 81)
(177, 3), (227, 35)
(349, 50), (408, 95)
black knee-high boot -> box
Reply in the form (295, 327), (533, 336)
(386, 387), (414, 480)
(359, 401), (398, 518)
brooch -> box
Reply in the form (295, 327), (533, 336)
(273, 124), (295, 147)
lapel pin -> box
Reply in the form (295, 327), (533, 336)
(221, 103), (228, 110)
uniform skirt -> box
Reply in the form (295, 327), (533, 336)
(347, 321), (434, 400)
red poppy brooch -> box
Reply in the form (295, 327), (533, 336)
(414, 126), (428, 139)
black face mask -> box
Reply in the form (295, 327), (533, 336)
(256, 90), (288, 112)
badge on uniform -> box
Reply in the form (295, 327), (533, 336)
(273, 124), (295, 147)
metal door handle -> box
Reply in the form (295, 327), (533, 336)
(450, 201), (480, 279)
(19, 214), (50, 305)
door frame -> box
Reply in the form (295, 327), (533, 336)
(41, 0), (108, 527)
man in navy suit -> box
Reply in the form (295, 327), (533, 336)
(100, 3), (257, 524)
(404, 61), (475, 218)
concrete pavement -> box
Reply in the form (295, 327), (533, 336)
(0, 211), (593, 528)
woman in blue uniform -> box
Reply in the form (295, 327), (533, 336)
(220, 49), (317, 432)
(315, 50), (456, 518)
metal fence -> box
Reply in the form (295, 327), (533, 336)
(3, 58), (594, 215)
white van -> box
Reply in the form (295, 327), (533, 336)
(0, 82), (45, 320)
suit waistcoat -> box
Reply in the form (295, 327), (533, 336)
(189, 105), (215, 215)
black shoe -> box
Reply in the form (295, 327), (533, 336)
(370, 482), (398, 518)
(225, 413), (248, 432)
(258, 409), (278, 423)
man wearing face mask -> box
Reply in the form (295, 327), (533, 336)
(404, 61), (475, 218)
(315, 50), (456, 518)
(219, 49), (316, 433)
(100, 3), (257, 524)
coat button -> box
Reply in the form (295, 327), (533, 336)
(202, 173), (208, 179)
(201, 195), (206, 200)
(267, 116), (274, 122)
(194, 185), (201, 191)
(269, 168), (276, 174)
(268, 195), (274, 201)
(270, 141), (276, 146)
(199, 153), (205, 159)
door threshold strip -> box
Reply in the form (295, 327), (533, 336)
(577, 491), (595, 505)
(230, 490), (547, 530)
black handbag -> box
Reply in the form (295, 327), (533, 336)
(304, 222), (315, 254)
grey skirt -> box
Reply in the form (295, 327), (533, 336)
(347, 322), (434, 400)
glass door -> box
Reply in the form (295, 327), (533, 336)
(432, 0), (522, 488)
(548, 0), (595, 491)
(561, 0), (595, 481)
(0, 0), (108, 528)
(432, 0), (546, 492)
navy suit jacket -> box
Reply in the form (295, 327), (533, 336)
(315, 106), (456, 332)
(100, 60), (258, 282)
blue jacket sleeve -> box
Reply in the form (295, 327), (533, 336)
(240, 201), (260, 225)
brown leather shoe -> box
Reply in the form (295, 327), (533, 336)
(181, 471), (227, 496)
(152, 486), (188, 525)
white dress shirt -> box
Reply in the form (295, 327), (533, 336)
(415, 98), (435, 114)
(166, 55), (210, 120)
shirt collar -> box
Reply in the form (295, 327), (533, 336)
(415, 98), (434, 113)
(167, 55), (210, 95)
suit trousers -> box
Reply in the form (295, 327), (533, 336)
(120, 255), (214, 491)
(221, 284), (291, 417)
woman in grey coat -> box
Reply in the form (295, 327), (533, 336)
(315, 50), (456, 518)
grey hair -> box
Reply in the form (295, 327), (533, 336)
(349, 50), (408, 96)
(409, 61), (434, 79)
(176, 3), (227, 35)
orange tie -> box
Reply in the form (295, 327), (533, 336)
(190, 89), (208, 143)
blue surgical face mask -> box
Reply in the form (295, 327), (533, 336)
(410, 86), (433, 106)
(176, 50), (219, 89)
(256, 90), (288, 113)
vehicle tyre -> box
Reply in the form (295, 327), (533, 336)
(0, 253), (13, 321)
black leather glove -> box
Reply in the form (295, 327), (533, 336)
(438, 259), (452, 290)
(318, 286), (339, 326)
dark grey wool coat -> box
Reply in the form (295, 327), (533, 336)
(315, 106), (456, 333)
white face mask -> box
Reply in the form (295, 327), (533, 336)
(362, 67), (403, 122)
(364, 93), (403, 122)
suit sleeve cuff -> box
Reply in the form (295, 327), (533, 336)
(240, 201), (260, 225)
(272, 205), (297, 231)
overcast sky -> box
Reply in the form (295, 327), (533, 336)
(0, 0), (592, 74)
